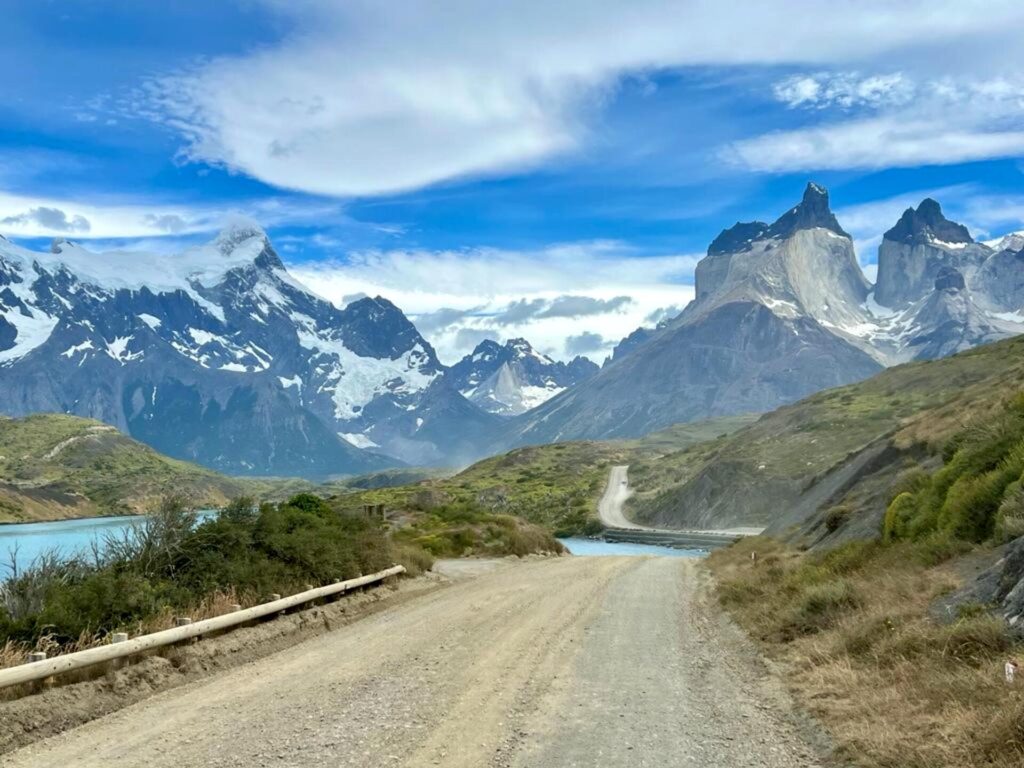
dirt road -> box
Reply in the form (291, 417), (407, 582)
(597, 464), (646, 529)
(5, 557), (824, 767)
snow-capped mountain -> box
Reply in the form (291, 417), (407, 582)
(446, 338), (597, 415)
(504, 184), (1024, 445)
(0, 223), (500, 476)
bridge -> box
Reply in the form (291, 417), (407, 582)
(597, 465), (754, 550)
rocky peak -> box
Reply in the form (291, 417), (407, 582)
(708, 221), (768, 256)
(765, 182), (849, 240)
(338, 296), (439, 364)
(706, 184), (847, 256)
(884, 198), (973, 246)
(469, 339), (504, 360)
(49, 238), (78, 254)
(986, 231), (1024, 253)
(212, 221), (284, 272)
(507, 337), (549, 362)
(566, 355), (599, 378)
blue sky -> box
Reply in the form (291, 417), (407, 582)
(4, 1), (1024, 363)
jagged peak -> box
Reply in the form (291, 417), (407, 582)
(708, 221), (768, 256)
(884, 198), (973, 246)
(765, 182), (849, 240)
(706, 183), (848, 255)
(984, 230), (1024, 253)
(50, 237), (80, 254)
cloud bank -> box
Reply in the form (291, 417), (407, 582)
(144, 0), (1024, 196)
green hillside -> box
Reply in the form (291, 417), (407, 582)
(628, 334), (1024, 541)
(0, 414), (251, 523)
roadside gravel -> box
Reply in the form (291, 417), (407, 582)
(4, 556), (829, 767)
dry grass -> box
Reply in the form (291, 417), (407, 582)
(0, 588), (249, 672)
(708, 537), (1024, 768)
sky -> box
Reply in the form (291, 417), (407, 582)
(4, 1), (1024, 364)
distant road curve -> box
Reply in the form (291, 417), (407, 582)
(597, 465), (647, 529)
(597, 465), (765, 537)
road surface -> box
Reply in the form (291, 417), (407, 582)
(598, 466), (766, 537)
(597, 464), (647, 529)
(5, 557), (823, 767)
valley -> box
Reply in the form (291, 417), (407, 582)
(8, 7), (1024, 766)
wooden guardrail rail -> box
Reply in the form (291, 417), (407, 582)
(0, 564), (406, 690)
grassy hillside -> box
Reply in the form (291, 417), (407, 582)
(330, 414), (756, 538)
(629, 334), (1024, 541)
(341, 441), (628, 536)
(0, 414), (250, 523)
(709, 537), (1023, 767)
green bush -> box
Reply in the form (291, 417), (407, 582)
(882, 393), (1024, 545)
(0, 493), (402, 648)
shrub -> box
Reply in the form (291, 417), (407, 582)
(785, 579), (862, 636)
(939, 615), (1011, 664)
(824, 504), (851, 533)
(0, 493), (399, 649)
(995, 480), (1024, 542)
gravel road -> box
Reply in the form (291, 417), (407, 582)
(5, 557), (825, 767)
(597, 464), (645, 529)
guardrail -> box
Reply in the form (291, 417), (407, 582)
(0, 564), (406, 690)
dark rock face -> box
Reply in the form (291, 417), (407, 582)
(708, 221), (768, 256)
(934, 266), (966, 291)
(705, 183), (846, 259)
(943, 536), (1024, 637)
(884, 198), (973, 246)
(765, 182), (849, 240)
(509, 300), (882, 443)
(446, 338), (597, 416)
(602, 326), (657, 367)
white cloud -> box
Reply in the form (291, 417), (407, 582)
(729, 117), (1024, 173)
(142, 0), (1024, 196)
(290, 242), (697, 362)
(736, 74), (1024, 172)
(0, 191), (346, 239)
(773, 72), (913, 110)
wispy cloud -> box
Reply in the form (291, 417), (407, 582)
(137, 0), (1024, 197)
(733, 74), (1024, 172)
(292, 241), (695, 362)
(773, 72), (914, 110)
(0, 191), (347, 239)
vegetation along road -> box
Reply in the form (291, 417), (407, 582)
(5, 556), (823, 767)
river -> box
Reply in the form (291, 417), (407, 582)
(0, 518), (702, 577)
(0, 512), (217, 571)
(559, 537), (706, 557)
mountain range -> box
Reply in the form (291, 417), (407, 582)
(2, 185), (1023, 477)
(0, 226), (588, 476)
(447, 338), (597, 416)
(506, 184), (1024, 445)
